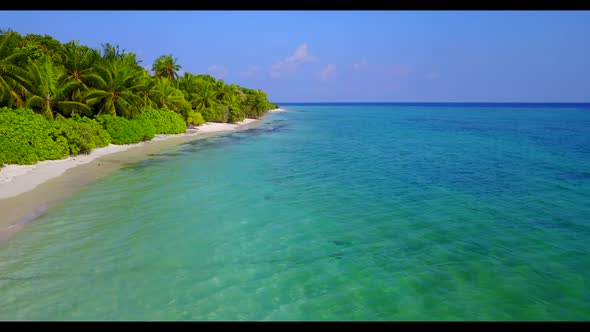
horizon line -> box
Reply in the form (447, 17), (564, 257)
(275, 101), (590, 104)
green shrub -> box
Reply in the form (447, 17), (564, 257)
(50, 115), (112, 155)
(50, 121), (88, 155)
(201, 104), (229, 123)
(186, 110), (205, 126)
(137, 107), (186, 134)
(96, 115), (155, 145)
(75, 116), (111, 148)
(0, 107), (69, 165)
(135, 117), (156, 141)
(228, 106), (245, 123)
(200, 107), (213, 122)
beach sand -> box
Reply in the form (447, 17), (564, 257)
(0, 118), (257, 200)
(0, 117), (260, 241)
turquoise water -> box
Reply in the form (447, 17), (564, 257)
(1, 103), (589, 320)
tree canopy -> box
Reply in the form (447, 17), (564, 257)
(0, 30), (278, 123)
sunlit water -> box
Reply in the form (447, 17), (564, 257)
(1, 103), (589, 320)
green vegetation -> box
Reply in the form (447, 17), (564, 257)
(137, 107), (186, 135)
(95, 115), (155, 145)
(186, 110), (205, 126)
(0, 107), (111, 165)
(0, 29), (278, 167)
(53, 114), (111, 155)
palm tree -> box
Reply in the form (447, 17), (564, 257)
(214, 81), (233, 102)
(189, 82), (217, 111)
(0, 31), (29, 107)
(101, 43), (124, 62)
(84, 58), (146, 118)
(59, 41), (100, 98)
(120, 52), (144, 71)
(225, 93), (245, 123)
(149, 77), (190, 112)
(177, 73), (198, 98)
(244, 90), (270, 119)
(229, 84), (247, 102)
(137, 70), (156, 109)
(1, 79), (28, 108)
(224, 93), (241, 109)
(152, 55), (181, 81)
(25, 57), (92, 119)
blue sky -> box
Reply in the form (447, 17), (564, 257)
(1, 11), (589, 102)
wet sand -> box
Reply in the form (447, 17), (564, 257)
(0, 118), (260, 243)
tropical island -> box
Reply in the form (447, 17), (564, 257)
(0, 29), (279, 170)
(1, 11), (589, 321)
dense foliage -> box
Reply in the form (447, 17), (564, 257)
(53, 114), (111, 155)
(186, 110), (205, 126)
(95, 114), (155, 145)
(0, 107), (112, 165)
(0, 29), (278, 167)
(0, 29), (276, 122)
(137, 107), (186, 135)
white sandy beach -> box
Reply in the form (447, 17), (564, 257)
(268, 108), (288, 113)
(0, 118), (258, 200)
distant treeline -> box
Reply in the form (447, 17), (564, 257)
(0, 30), (278, 166)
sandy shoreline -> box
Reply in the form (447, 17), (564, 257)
(0, 108), (295, 242)
(268, 108), (288, 113)
(0, 115), (268, 242)
(0, 118), (257, 200)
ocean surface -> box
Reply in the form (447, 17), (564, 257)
(0, 103), (589, 320)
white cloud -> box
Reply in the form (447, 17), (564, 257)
(240, 66), (261, 78)
(318, 64), (336, 81)
(353, 59), (369, 71)
(208, 65), (229, 80)
(270, 44), (317, 78)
